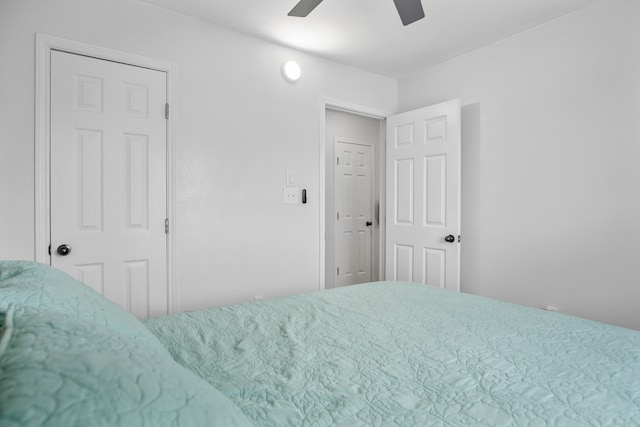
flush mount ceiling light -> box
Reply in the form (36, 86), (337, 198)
(281, 60), (302, 83)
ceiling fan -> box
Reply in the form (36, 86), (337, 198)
(288, 0), (425, 26)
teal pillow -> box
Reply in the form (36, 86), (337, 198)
(0, 305), (253, 427)
(0, 261), (166, 354)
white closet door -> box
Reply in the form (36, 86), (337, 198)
(335, 140), (374, 286)
(50, 50), (168, 318)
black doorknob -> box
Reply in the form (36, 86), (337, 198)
(57, 244), (72, 256)
(366, 221), (373, 227)
(444, 235), (455, 243)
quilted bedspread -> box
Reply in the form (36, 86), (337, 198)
(0, 261), (252, 427)
(144, 282), (640, 426)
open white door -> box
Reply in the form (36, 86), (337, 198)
(385, 100), (461, 291)
(50, 50), (168, 318)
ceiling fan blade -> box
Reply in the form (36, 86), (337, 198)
(393, 0), (425, 26)
(288, 0), (324, 17)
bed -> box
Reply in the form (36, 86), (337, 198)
(1, 261), (639, 426)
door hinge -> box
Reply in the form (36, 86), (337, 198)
(458, 235), (461, 243)
(337, 212), (340, 220)
(337, 267), (340, 275)
(336, 157), (339, 165)
(165, 103), (169, 120)
(48, 244), (51, 256)
(165, 218), (169, 234)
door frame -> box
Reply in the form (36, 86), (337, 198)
(319, 98), (392, 290)
(34, 33), (177, 313)
(333, 137), (376, 287)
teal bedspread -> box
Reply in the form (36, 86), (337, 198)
(144, 282), (640, 426)
(0, 261), (252, 426)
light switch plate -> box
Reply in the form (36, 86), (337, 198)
(286, 170), (297, 187)
(283, 186), (298, 204)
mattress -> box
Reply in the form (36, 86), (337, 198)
(144, 282), (640, 426)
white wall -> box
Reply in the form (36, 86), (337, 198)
(3, 0), (636, 330)
(398, 0), (640, 330)
(324, 109), (384, 288)
(0, 0), (396, 311)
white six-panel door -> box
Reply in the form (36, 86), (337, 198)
(335, 140), (374, 286)
(385, 100), (461, 291)
(50, 50), (168, 318)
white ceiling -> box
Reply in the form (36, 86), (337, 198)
(140, 0), (603, 78)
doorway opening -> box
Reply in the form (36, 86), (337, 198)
(323, 105), (386, 289)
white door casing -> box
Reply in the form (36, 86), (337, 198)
(385, 100), (461, 291)
(320, 99), (392, 290)
(335, 139), (374, 286)
(50, 50), (168, 318)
